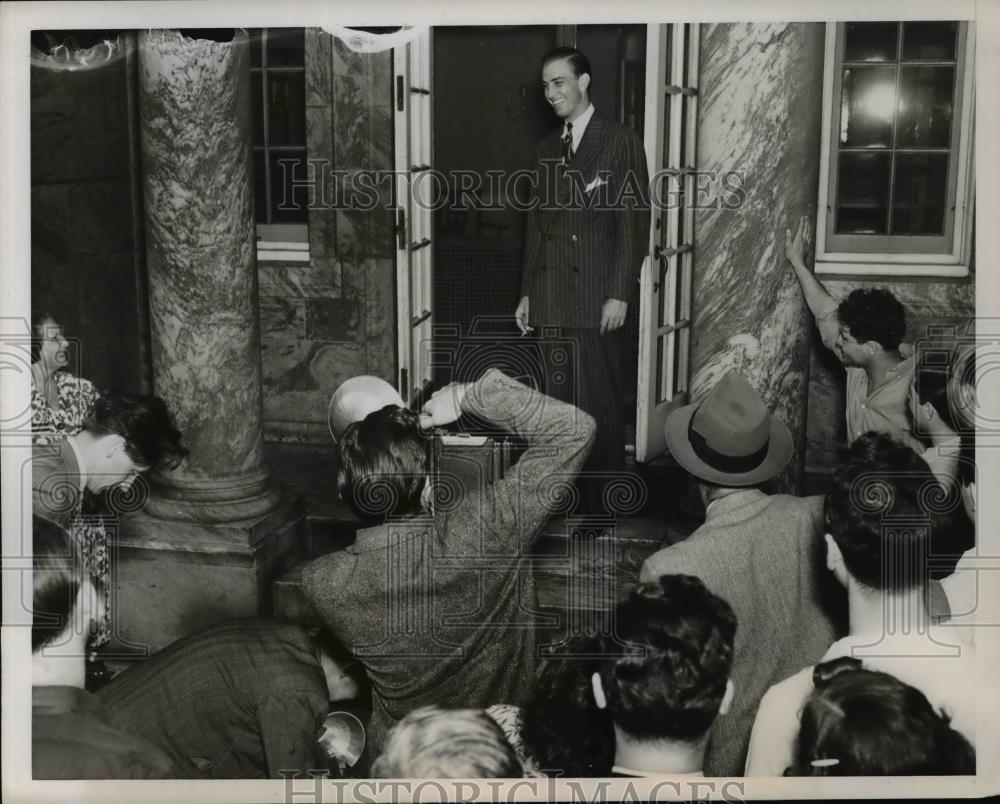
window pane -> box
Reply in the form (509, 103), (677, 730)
(266, 28), (305, 67)
(269, 150), (310, 224)
(844, 22), (899, 63)
(836, 151), (890, 234)
(891, 153), (948, 235)
(896, 66), (954, 148)
(902, 21), (957, 61)
(248, 29), (262, 67)
(251, 71), (264, 146)
(841, 66), (896, 147)
(655, 334), (665, 403)
(253, 149), (267, 223)
(267, 73), (306, 146)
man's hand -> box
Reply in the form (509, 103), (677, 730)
(419, 383), (470, 429)
(600, 298), (628, 334)
(785, 215), (809, 269)
(515, 296), (533, 335)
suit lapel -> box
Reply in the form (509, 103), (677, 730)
(556, 112), (610, 206)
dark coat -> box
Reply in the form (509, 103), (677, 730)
(520, 111), (651, 329)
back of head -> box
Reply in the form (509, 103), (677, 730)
(520, 634), (614, 776)
(32, 516), (86, 653)
(372, 706), (521, 778)
(83, 393), (187, 471)
(838, 288), (906, 352)
(597, 574), (737, 743)
(825, 433), (939, 592)
(790, 657), (975, 775)
(541, 46), (591, 81)
(337, 405), (429, 524)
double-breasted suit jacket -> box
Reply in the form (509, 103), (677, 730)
(520, 112), (650, 329)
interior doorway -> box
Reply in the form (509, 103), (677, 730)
(429, 24), (647, 447)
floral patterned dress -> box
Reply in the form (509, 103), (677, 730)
(32, 371), (111, 647)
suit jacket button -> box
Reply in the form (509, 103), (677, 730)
(572, 266), (579, 273)
(571, 235), (578, 242)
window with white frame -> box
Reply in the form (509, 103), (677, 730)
(815, 21), (974, 277)
(249, 28), (310, 261)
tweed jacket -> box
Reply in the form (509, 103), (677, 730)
(97, 620), (330, 779)
(639, 490), (846, 777)
(520, 111), (651, 329)
(32, 438), (83, 528)
(302, 369), (596, 754)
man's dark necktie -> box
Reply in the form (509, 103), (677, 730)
(561, 122), (574, 165)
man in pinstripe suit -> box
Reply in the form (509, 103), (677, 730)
(516, 47), (650, 509)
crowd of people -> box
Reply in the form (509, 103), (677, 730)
(27, 44), (979, 783)
(28, 228), (979, 779)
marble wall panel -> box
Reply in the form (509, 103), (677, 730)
(689, 23), (825, 492)
(261, 33), (397, 442)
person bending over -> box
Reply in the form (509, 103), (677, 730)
(97, 620), (364, 779)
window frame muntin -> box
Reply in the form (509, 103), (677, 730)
(815, 21), (975, 278)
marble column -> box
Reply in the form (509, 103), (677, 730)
(112, 30), (302, 654)
(689, 23), (826, 492)
(138, 29), (279, 522)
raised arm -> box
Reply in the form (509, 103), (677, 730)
(786, 215), (836, 321)
(424, 369), (595, 548)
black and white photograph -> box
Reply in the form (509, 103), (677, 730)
(2, 1), (998, 801)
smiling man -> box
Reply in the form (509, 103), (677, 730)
(515, 47), (650, 509)
(32, 393), (187, 527)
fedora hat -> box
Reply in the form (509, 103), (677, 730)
(665, 371), (792, 486)
(328, 375), (405, 441)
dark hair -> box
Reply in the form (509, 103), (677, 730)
(337, 405), (429, 524)
(915, 359), (975, 490)
(520, 634), (614, 776)
(372, 706), (521, 778)
(787, 657), (975, 776)
(837, 288), (906, 352)
(32, 516), (88, 652)
(30, 312), (60, 364)
(825, 433), (948, 592)
(596, 574), (736, 743)
(82, 393), (186, 471)
(541, 46), (592, 85)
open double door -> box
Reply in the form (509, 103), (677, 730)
(393, 24), (700, 463)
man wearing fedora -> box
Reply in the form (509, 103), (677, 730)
(639, 371), (845, 777)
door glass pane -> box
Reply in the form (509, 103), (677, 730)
(844, 22), (899, 63)
(836, 151), (891, 234)
(269, 150), (309, 223)
(251, 71), (264, 146)
(675, 327), (689, 394)
(902, 21), (957, 61)
(267, 73), (306, 146)
(896, 66), (954, 148)
(248, 29), (262, 67)
(655, 335), (665, 403)
(841, 66), (897, 147)
(662, 92), (672, 167)
(266, 28), (305, 67)
(891, 153), (948, 235)
(253, 149), (267, 223)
